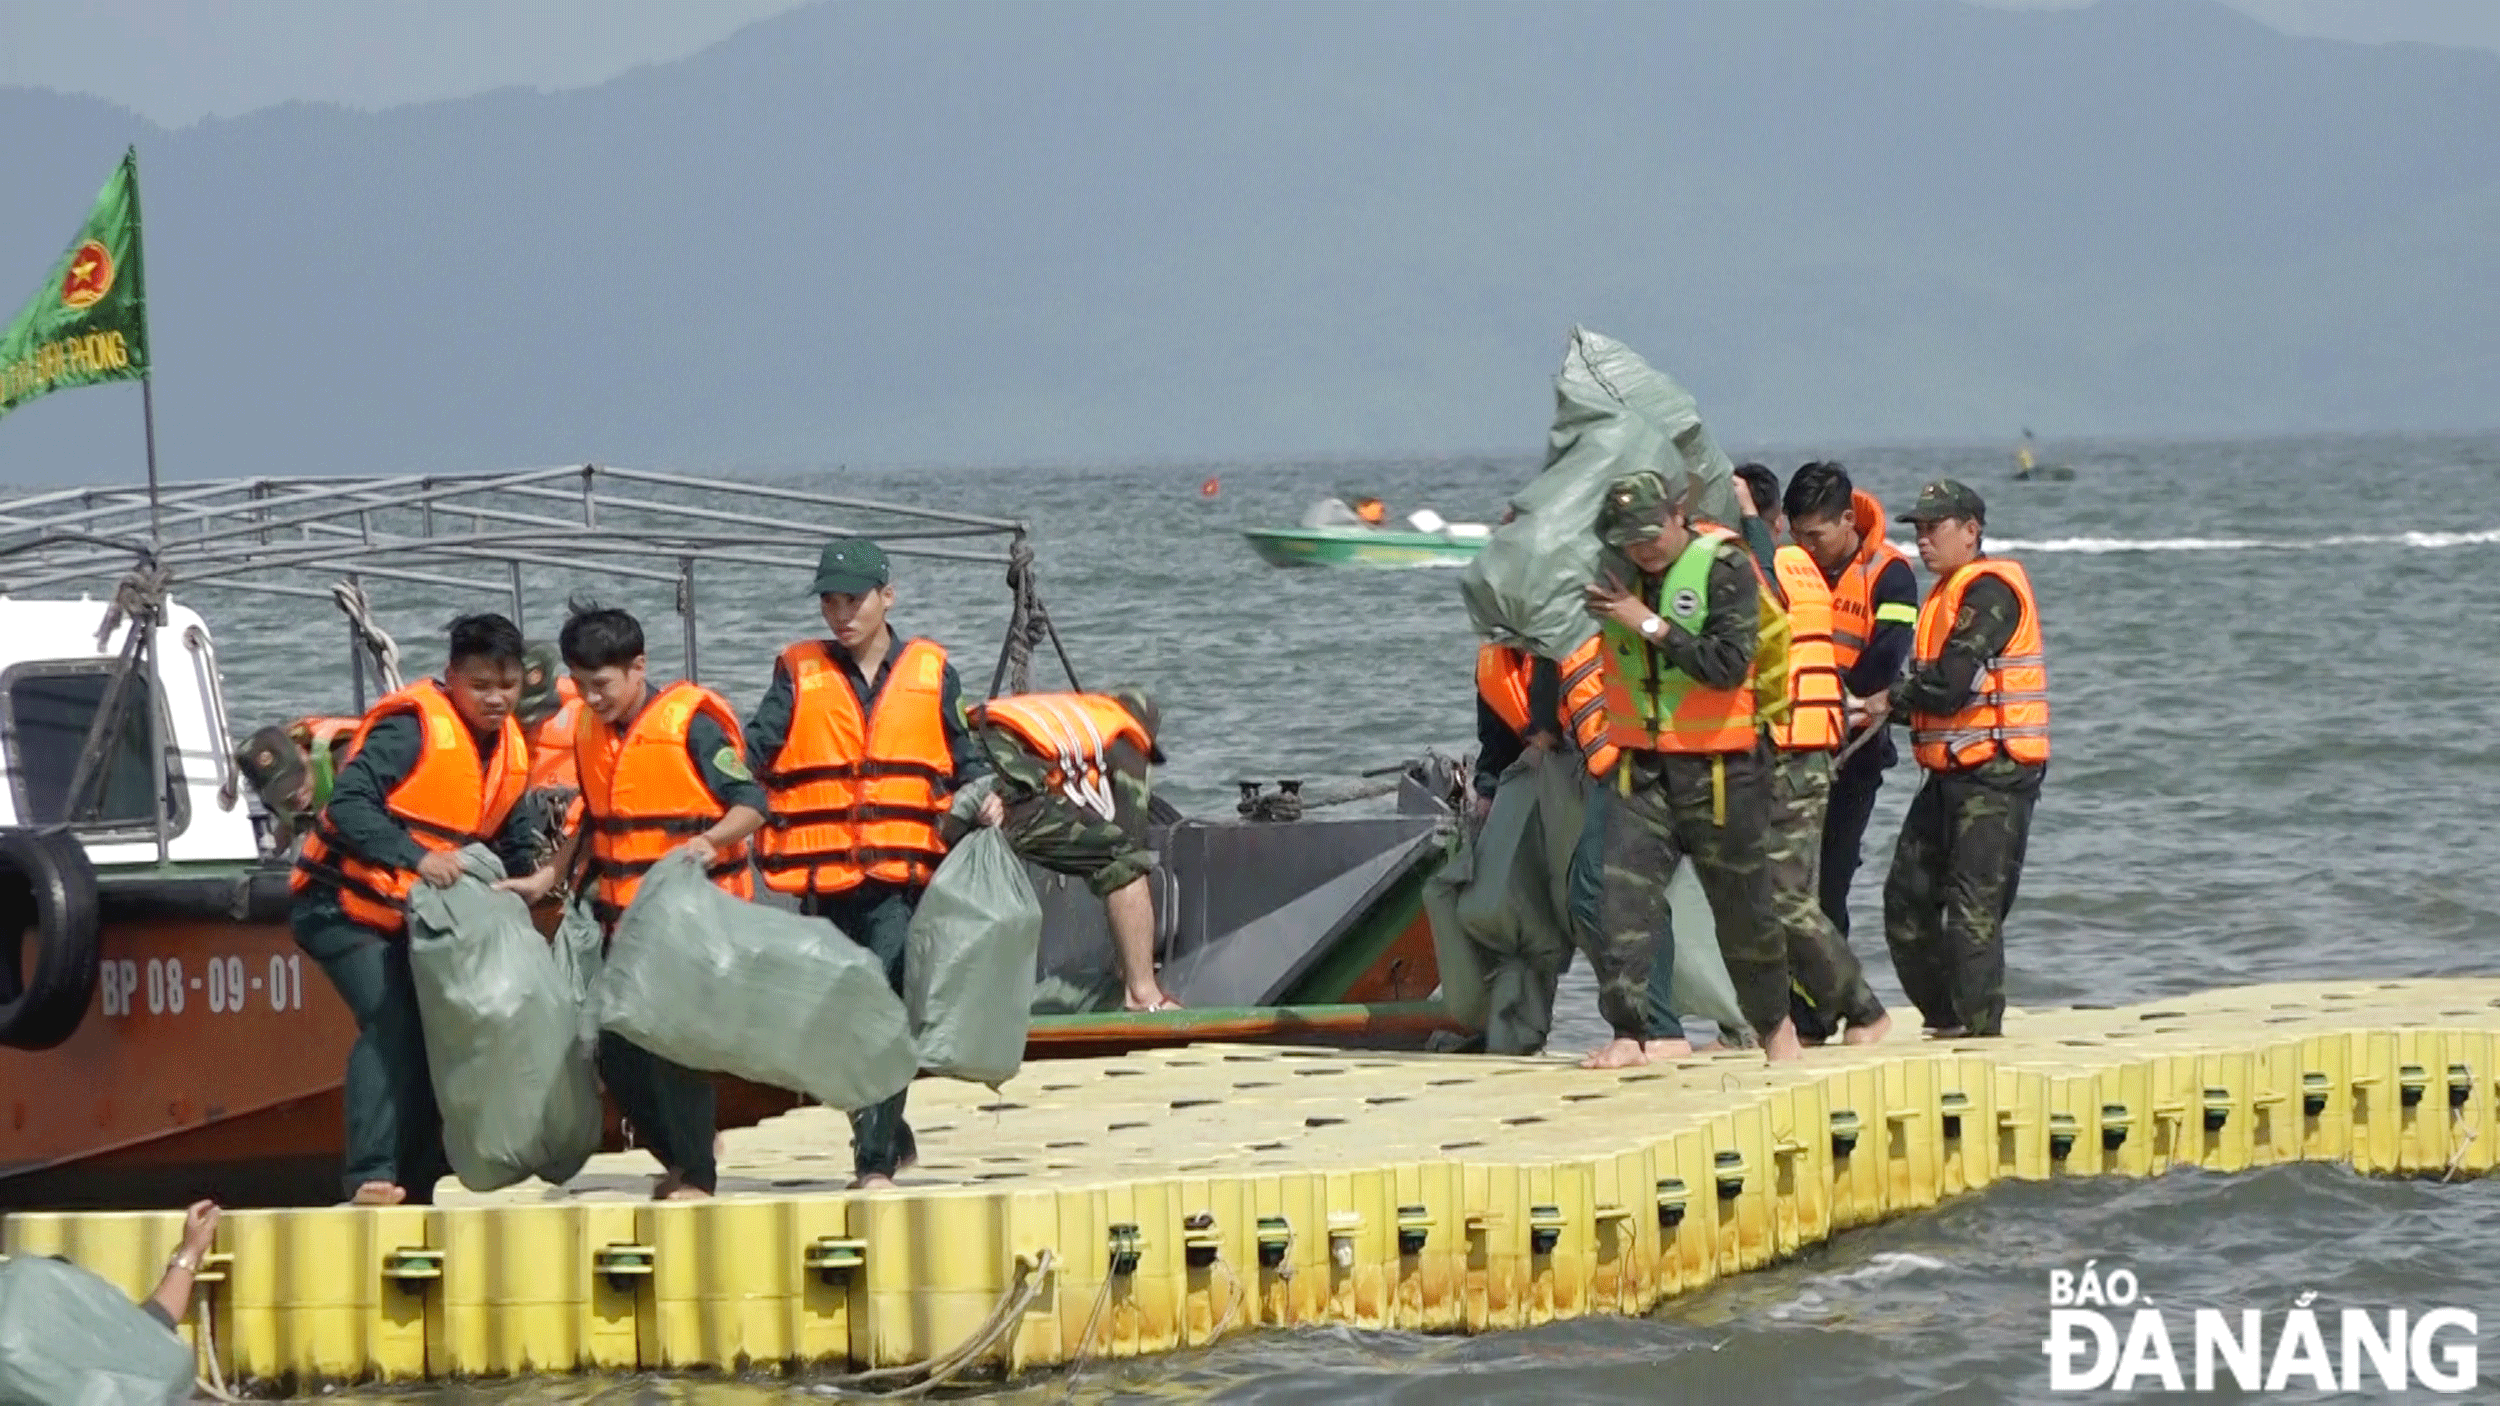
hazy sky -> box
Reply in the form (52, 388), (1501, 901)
(3, 0), (2497, 127)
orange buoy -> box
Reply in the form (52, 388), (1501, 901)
(1200, 476), (1220, 498)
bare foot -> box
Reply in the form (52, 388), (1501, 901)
(659, 1183), (712, 1202)
(1642, 1037), (1694, 1061)
(348, 1181), (406, 1206)
(1842, 1011), (1893, 1046)
(652, 1170), (685, 1200)
(1124, 989), (1183, 1013)
(850, 1173), (898, 1191)
(1764, 1018), (1805, 1063)
(1580, 1037), (1649, 1070)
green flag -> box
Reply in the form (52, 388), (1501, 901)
(0, 147), (149, 422)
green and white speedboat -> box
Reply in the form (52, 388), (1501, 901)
(1243, 501), (1491, 568)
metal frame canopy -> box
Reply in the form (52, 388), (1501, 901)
(0, 465), (1079, 854)
(0, 463), (1081, 702)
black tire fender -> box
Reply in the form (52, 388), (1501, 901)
(0, 827), (103, 1050)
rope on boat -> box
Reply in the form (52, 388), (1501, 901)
(808, 1247), (1058, 1398)
(991, 535), (1082, 699)
(330, 578), (404, 695)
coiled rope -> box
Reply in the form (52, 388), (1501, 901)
(330, 578), (404, 695)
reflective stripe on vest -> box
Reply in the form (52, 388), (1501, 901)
(1770, 545), (1844, 751)
(758, 637), (953, 895)
(1597, 530), (1758, 755)
(1474, 643), (1535, 737)
(1558, 634), (1619, 778)
(974, 693), (1151, 821)
(1908, 558), (2051, 770)
(288, 680), (529, 935)
(574, 681), (755, 922)
(1827, 489), (1913, 672)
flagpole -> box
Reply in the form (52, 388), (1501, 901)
(142, 373), (161, 545)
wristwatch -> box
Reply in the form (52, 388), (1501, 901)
(1638, 614), (1664, 639)
(167, 1250), (199, 1274)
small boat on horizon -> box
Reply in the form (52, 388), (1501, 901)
(1242, 496), (1492, 568)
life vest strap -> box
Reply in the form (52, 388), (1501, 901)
(763, 758), (949, 788)
(767, 803), (951, 830)
(757, 846), (943, 874)
(586, 814), (715, 837)
(586, 853), (750, 882)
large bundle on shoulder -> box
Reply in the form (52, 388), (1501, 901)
(405, 846), (604, 1192)
(594, 851), (918, 1112)
(1460, 327), (1741, 659)
(0, 1254), (198, 1406)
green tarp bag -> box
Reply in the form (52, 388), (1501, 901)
(1460, 328), (1740, 658)
(0, 1255), (197, 1406)
(405, 846), (603, 1192)
(906, 825), (1042, 1087)
(1428, 751), (1580, 1055)
(594, 851), (917, 1112)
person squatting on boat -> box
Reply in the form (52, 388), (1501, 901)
(1780, 463), (1918, 1011)
(1733, 462), (1891, 1048)
(968, 683), (1180, 1014)
(744, 537), (1004, 1191)
(1579, 470), (1798, 1068)
(285, 613), (560, 1205)
(1856, 479), (2049, 1038)
(550, 602), (769, 1200)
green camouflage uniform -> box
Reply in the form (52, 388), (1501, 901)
(1587, 475), (1786, 1044)
(1766, 748), (1886, 1030)
(979, 727), (1157, 896)
(1880, 481), (2046, 1038)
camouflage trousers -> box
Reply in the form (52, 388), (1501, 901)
(1593, 748), (1784, 1042)
(1768, 751), (1887, 1033)
(1883, 757), (2045, 1037)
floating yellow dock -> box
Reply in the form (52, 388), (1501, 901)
(10, 979), (2499, 1394)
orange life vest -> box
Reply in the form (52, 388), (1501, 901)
(758, 637), (954, 895)
(1826, 489), (1915, 674)
(973, 693), (1152, 820)
(288, 681), (529, 935)
(1474, 643), (1536, 736)
(1558, 635), (1619, 778)
(574, 681), (756, 923)
(1598, 529), (1759, 755)
(526, 688), (582, 792)
(1909, 558), (2050, 770)
(1768, 545), (1844, 751)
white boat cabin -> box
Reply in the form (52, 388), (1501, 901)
(0, 597), (262, 867)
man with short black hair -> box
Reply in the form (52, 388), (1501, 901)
(288, 612), (557, 1205)
(1783, 462), (1918, 956)
(554, 601), (769, 1199)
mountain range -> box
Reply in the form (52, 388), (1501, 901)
(1, 0), (2495, 483)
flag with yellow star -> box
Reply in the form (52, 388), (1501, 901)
(0, 147), (149, 422)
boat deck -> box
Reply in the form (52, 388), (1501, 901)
(10, 978), (2499, 1393)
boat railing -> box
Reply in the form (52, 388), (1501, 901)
(0, 464), (1082, 860)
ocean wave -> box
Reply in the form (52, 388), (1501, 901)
(1996, 528), (2500, 554)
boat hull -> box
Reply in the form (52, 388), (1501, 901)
(2, 828), (1457, 1210)
(1241, 528), (1483, 568)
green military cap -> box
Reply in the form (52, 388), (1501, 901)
(1595, 470), (1682, 547)
(1110, 684), (1167, 763)
(808, 537), (891, 596)
(516, 641), (565, 728)
(234, 724), (309, 816)
(1896, 478), (1987, 525)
